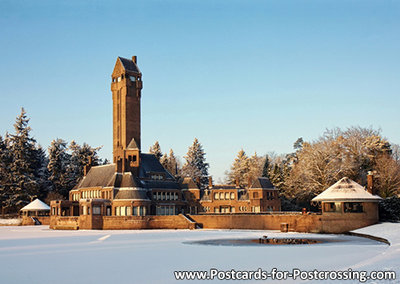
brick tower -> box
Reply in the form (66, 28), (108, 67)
(111, 56), (143, 173)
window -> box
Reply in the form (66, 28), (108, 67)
(225, 192), (229, 200)
(214, 193), (219, 200)
(121, 206), (126, 216)
(130, 76), (136, 81)
(93, 206), (101, 215)
(52, 207), (56, 215)
(231, 207), (235, 213)
(116, 206), (120, 216)
(83, 206), (87, 215)
(214, 207), (220, 213)
(219, 192), (224, 200)
(230, 193), (235, 200)
(344, 202), (363, 213)
(253, 192), (259, 199)
(133, 206), (138, 216)
(324, 202), (342, 213)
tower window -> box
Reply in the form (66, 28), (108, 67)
(130, 76), (136, 81)
(133, 155), (137, 162)
(117, 77), (121, 82)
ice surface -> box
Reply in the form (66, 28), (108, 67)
(0, 223), (398, 284)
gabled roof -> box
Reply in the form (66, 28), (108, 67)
(180, 177), (199, 190)
(74, 164), (116, 189)
(73, 153), (181, 191)
(114, 188), (150, 200)
(249, 177), (276, 190)
(138, 153), (174, 179)
(20, 199), (50, 211)
(312, 177), (382, 202)
(118, 57), (140, 73)
(126, 138), (139, 150)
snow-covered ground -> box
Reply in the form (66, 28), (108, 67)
(0, 223), (398, 284)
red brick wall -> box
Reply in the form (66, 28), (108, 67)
(103, 215), (195, 230)
(21, 216), (50, 225)
(189, 210), (379, 234)
(189, 214), (321, 232)
(50, 216), (79, 230)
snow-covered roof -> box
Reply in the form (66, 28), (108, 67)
(20, 199), (50, 211)
(312, 177), (382, 202)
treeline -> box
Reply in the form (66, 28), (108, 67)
(2, 109), (400, 214)
(148, 126), (400, 211)
(0, 109), (103, 213)
(223, 127), (400, 210)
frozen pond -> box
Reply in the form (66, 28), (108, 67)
(184, 234), (385, 247)
(0, 224), (398, 283)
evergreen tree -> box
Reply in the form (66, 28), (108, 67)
(69, 140), (101, 187)
(293, 137), (304, 151)
(33, 145), (51, 200)
(227, 149), (250, 187)
(0, 135), (12, 214)
(262, 155), (270, 178)
(167, 149), (180, 176)
(48, 139), (71, 197)
(246, 152), (264, 185)
(182, 138), (209, 188)
(7, 108), (41, 209)
(149, 141), (162, 160)
(160, 153), (169, 170)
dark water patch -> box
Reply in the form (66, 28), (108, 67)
(184, 235), (386, 247)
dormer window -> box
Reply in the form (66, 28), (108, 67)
(151, 174), (163, 180)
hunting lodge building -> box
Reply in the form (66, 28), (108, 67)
(50, 56), (280, 230)
(50, 56), (381, 233)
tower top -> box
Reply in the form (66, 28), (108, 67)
(112, 56), (141, 77)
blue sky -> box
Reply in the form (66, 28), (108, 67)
(1, 0), (399, 181)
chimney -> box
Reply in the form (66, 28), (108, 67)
(235, 177), (240, 188)
(84, 157), (93, 176)
(208, 176), (213, 188)
(367, 171), (374, 195)
(132, 56), (137, 64)
(247, 176), (253, 188)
